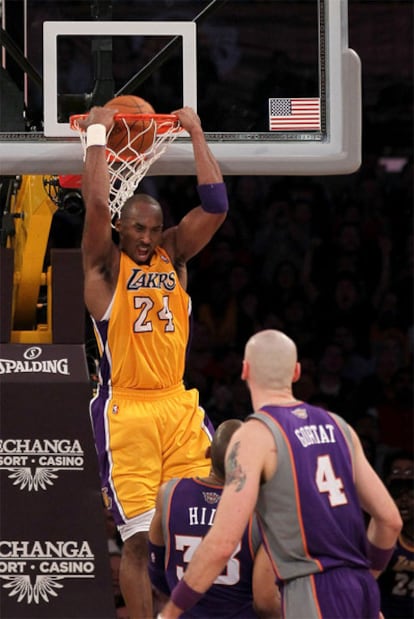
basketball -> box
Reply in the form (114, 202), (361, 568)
(104, 95), (156, 156)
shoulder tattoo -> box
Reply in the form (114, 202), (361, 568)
(225, 441), (246, 492)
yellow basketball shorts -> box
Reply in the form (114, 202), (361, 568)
(91, 382), (213, 524)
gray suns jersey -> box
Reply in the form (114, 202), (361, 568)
(248, 403), (370, 583)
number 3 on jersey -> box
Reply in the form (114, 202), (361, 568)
(175, 535), (241, 585)
(316, 455), (348, 507)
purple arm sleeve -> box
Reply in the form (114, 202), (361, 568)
(367, 540), (395, 571)
(197, 182), (229, 213)
(148, 541), (170, 596)
(170, 578), (203, 611)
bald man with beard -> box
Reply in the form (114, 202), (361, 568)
(159, 330), (402, 619)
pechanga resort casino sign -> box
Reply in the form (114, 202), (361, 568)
(0, 540), (96, 604)
(0, 344), (115, 618)
(0, 438), (84, 491)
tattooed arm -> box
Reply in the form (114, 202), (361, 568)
(160, 419), (277, 618)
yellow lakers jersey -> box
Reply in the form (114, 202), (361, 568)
(93, 248), (191, 389)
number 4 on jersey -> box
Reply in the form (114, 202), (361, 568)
(316, 455), (348, 507)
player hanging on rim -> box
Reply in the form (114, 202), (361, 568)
(78, 104), (228, 619)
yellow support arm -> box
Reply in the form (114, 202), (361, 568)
(7, 175), (57, 341)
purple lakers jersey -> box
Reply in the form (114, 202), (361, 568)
(378, 536), (414, 619)
(248, 403), (370, 583)
(162, 477), (261, 618)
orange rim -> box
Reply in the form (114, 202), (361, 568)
(69, 113), (181, 135)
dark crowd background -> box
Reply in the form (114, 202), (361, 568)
(143, 154), (413, 476)
(42, 1), (413, 478)
(18, 3), (411, 616)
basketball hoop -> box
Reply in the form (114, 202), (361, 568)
(70, 113), (182, 224)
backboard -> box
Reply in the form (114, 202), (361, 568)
(0, 0), (361, 176)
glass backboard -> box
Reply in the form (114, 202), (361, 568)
(0, 0), (361, 176)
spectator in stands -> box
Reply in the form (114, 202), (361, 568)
(313, 341), (357, 420)
(353, 342), (413, 451)
(332, 324), (373, 385)
(197, 278), (239, 349)
(382, 449), (414, 485)
(377, 478), (414, 619)
(206, 381), (235, 429)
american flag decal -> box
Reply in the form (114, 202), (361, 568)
(269, 98), (321, 131)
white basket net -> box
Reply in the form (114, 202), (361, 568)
(70, 113), (182, 225)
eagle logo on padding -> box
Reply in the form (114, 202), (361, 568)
(0, 574), (64, 604)
(7, 467), (58, 491)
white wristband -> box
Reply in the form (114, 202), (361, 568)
(86, 124), (107, 148)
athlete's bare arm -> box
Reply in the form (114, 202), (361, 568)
(162, 107), (227, 269)
(160, 421), (276, 618)
(79, 106), (121, 320)
(350, 425), (402, 577)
